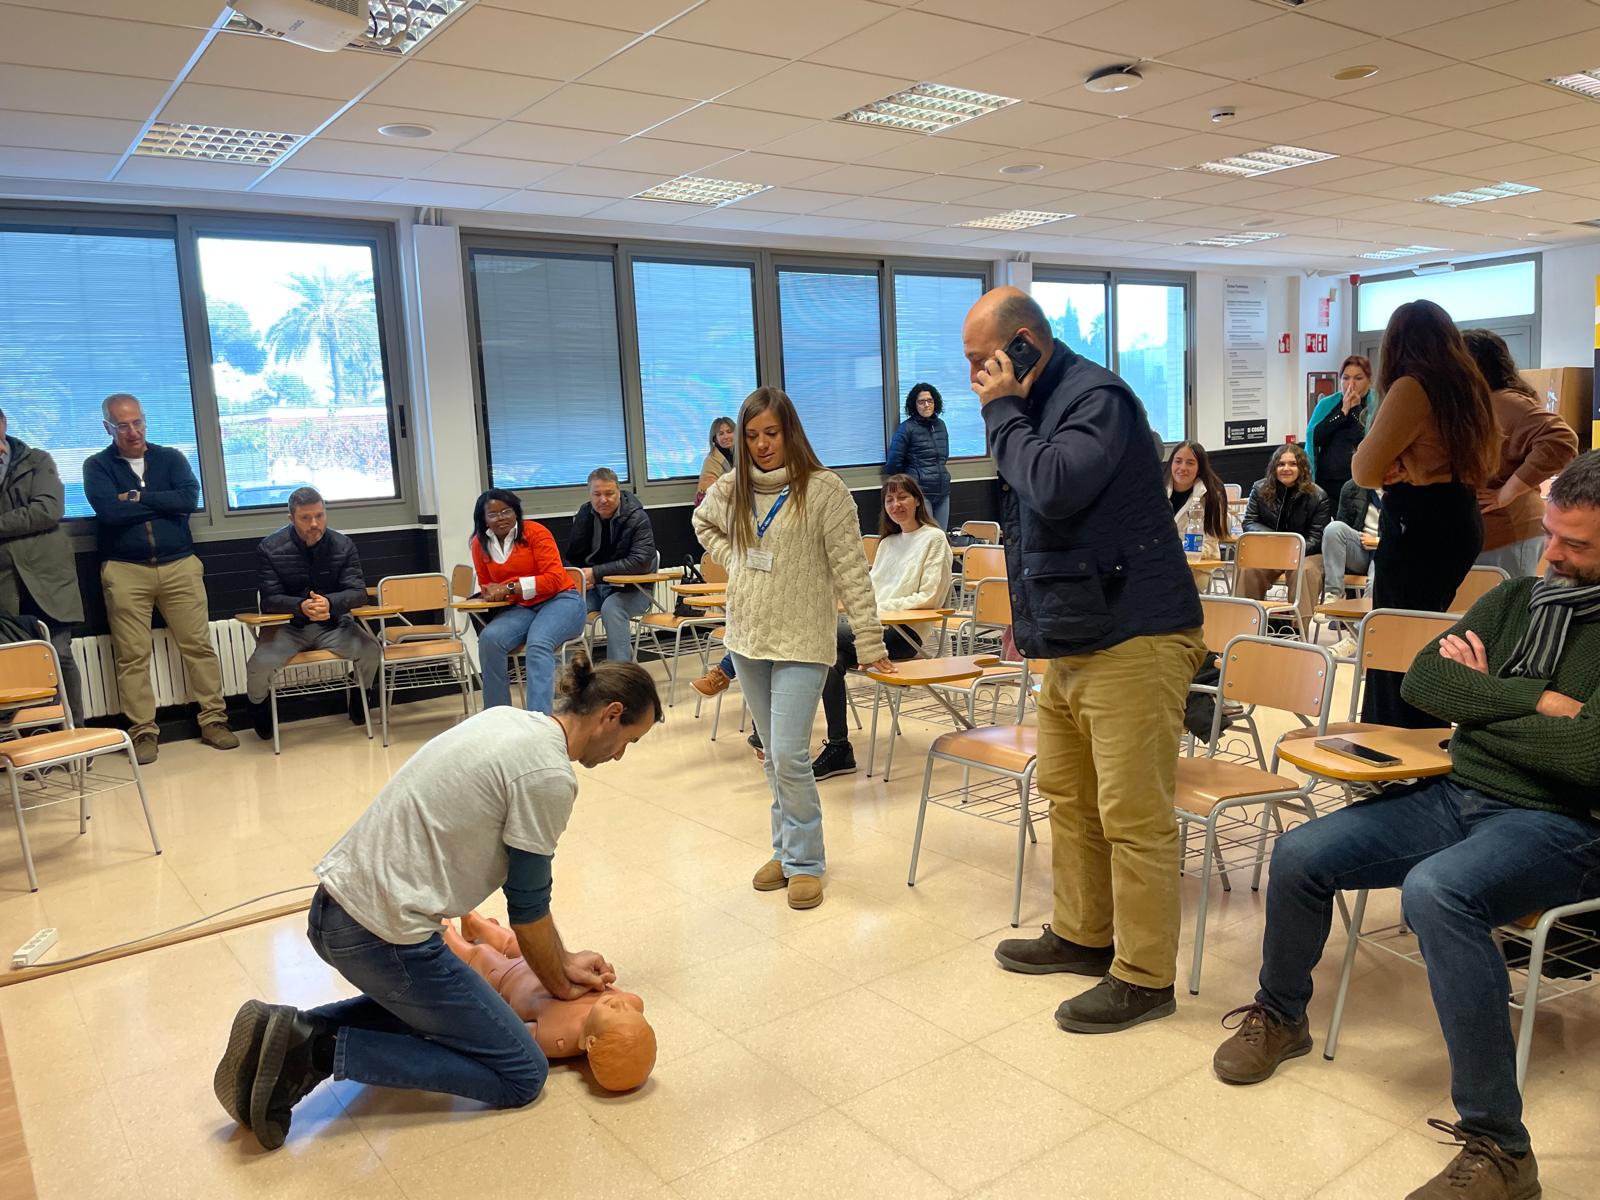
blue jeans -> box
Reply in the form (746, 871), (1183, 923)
(1256, 778), (1600, 1152)
(719, 653), (736, 678)
(732, 654), (828, 877)
(478, 590), (586, 714)
(305, 888), (548, 1108)
(587, 583), (650, 661)
(929, 495), (950, 532)
(1319, 520), (1373, 599)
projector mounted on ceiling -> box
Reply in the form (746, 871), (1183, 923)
(228, 0), (368, 53)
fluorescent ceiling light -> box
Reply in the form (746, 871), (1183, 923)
(1358, 244), (1447, 261)
(1420, 181), (1540, 207)
(135, 122), (301, 165)
(1547, 69), (1600, 98)
(1182, 231), (1283, 247)
(956, 210), (1075, 231)
(1193, 144), (1336, 177)
(837, 82), (1020, 134)
(633, 175), (771, 207)
(226, 0), (468, 54)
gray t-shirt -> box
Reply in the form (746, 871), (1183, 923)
(315, 707), (577, 944)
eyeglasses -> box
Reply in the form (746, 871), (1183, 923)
(105, 418), (146, 433)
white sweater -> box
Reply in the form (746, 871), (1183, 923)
(871, 523), (953, 612)
(693, 465), (887, 667)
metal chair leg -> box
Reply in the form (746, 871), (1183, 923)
(881, 686), (906, 783)
(270, 682), (282, 755)
(1516, 912), (1555, 1092)
(907, 752), (937, 887)
(1011, 775), (1030, 927)
(127, 743), (161, 855)
(1324, 887), (1369, 1060)
(1188, 817), (1222, 995)
(8, 771), (38, 892)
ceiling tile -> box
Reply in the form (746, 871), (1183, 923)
(959, 180), (1077, 210)
(159, 83), (344, 136)
(282, 138), (445, 176)
(253, 170), (406, 205)
(673, 207), (788, 232)
(378, 179), (518, 208)
(656, 0), (889, 58)
(0, 146), (115, 181)
(1477, 28), (1600, 82)
(533, 164), (667, 197)
(1400, 0), (1600, 61)
(1409, 86), (1580, 131)
(5, 0), (222, 24)
(1040, 66), (1229, 120)
(762, 214), (878, 238)
(927, 0), (1118, 29)
(364, 64), (562, 120)
(1167, 14), (1371, 81)
(1479, 104), (1600, 142)
(892, 200), (1016, 225)
(1048, 0), (1273, 59)
(1348, 63), (1525, 116)
(1168, 178), (1296, 207)
(947, 150), (1094, 184)
(580, 137), (733, 175)
(484, 190), (611, 216)
(875, 174), (997, 204)
(457, 122), (619, 162)
(1221, 100), (1381, 143)
(1312, 116), (1455, 155)
(1119, 130), (1263, 170)
(734, 186), (856, 213)
(939, 38), (1111, 105)
(806, 9), (1024, 77)
(189, 31), (393, 99)
(318, 104), (497, 152)
(813, 194), (935, 221)
(580, 38), (787, 101)
(0, 66), (169, 122)
(1036, 119), (1185, 159)
(1054, 160), (1174, 192)
(1250, 39), (1453, 102)
(644, 104), (813, 150)
(943, 104), (1106, 150)
(484, 0), (699, 32)
(1362, 129), (1501, 167)
(704, 152), (841, 187)
(1528, 126), (1600, 156)
(1421, 143), (1572, 177)
(855, 134), (999, 174)
(757, 120), (918, 164)
(0, 7), (208, 77)
(409, 153), (566, 189)
(517, 85), (695, 136)
(1122, 83), (1307, 134)
(718, 62), (913, 120)
(415, 7), (636, 80)
(0, 111), (140, 154)
(585, 197), (696, 223)
(113, 156), (264, 189)
(798, 163), (926, 195)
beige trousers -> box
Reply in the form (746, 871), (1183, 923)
(1235, 554), (1324, 628)
(1038, 628), (1207, 990)
(101, 556), (226, 737)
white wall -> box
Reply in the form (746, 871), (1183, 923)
(1540, 244), (1600, 368)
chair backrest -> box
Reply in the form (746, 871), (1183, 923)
(1199, 595), (1267, 652)
(1225, 482), (1243, 502)
(1232, 531), (1304, 574)
(1348, 608), (1459, 719)
(378, 573), (450, 613)
(1216, 635), (1334, 727)
(0, 641), (59, 695)
(701, 554), (727, 584)
(450, 563), (475, 600)
(1450, 564), (1510, 614)
(972, 577), (1013, 627)
(566, 566), (586, 596)
(962, 545), (1007, 587)
(862, 534), (880, 565)
(961, 520), (1000, 542)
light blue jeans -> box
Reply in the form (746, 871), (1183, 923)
(1476, 536), (1544, 579)
(587, 583), (650, 661)
(478, 590), (586, 714)
(1320, 520), (1374, 598)
(731, 654), (828, 878)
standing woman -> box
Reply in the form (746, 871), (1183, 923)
(470, 488), (586, 714)
(886, 383), (952, 530)
(1352, 300), (1497, 727)
(695, 416), (735, 507)
(1306, 355), (1379, 501)
(1463, 329), (1578, 578)
(693, 388), (890, 911)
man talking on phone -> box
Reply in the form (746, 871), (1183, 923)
(963, 286), (1205, 1033)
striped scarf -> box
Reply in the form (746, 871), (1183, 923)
(1499, 578), (1600, 679)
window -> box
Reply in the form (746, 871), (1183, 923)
(471, 249), (629, 490)
(0, 227), (199, 519)
(632, 259), (758, 481)
(1357, 258), (1537, 331)
(776, 267), (885, 468)
(1116, 282), (1187, 444)
(196, 235), (398, 510)
(893, 272), (985, 458)
(1034, 279), (1108, 367)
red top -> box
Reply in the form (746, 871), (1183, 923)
(470, 519), (575, 607)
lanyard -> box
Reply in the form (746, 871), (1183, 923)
(754, 489), (789, 540)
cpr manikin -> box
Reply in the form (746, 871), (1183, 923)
(442, 911), (656, 1091)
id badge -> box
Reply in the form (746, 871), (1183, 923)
(746, 548), (774, 572)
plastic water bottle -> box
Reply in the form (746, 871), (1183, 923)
(1183, 506), (1204, 558)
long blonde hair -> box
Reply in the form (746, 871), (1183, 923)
(730, 387), (825, 554)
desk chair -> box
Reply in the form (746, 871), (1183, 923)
(374, 572), (473, 745)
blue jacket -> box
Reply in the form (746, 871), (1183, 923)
(982, 341), (1202, 658)
(1305, 389), (1378, 478)
(82, 442), (200, 564)
(885, 415), (950, 500)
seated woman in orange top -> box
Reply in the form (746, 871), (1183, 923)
(470, 488), (586, 714)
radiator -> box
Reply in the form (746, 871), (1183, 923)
(72, 619), (266, 720)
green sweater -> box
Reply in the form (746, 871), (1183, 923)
(1402, 577), (1600, 815)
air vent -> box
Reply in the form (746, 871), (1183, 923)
(1420, 181), (1539, 207)
(1193, 145), (1336, 178)
(1358, 245), (1447, 261)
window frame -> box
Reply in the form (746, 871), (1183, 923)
(0, 201), (418, 541)
(886, 263), (992, 463)
(1351, 251), (1541, 366)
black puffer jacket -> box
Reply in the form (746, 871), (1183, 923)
(885, 415), (950, 501)
(258, 526), (367, 628)
(1336, 478), (1378, 530)
(566, 490), (656, 581)
(1243, 480), (1331, 555)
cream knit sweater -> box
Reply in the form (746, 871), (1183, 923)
(694, 465), (887, 667)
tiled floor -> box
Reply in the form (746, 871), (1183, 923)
(0, 669), (1596, 1199)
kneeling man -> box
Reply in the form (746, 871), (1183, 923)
(1213, 451), (1600, 1199)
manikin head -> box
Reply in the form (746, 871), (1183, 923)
(103, 393), (148, 457)
(1542, 453), (1600, 588)
(961, 286), (1054, 393)
(288, 487), (327, 547)
(588, 467), (621, 520)
(580, 993), (658, 1091)
(553, 651), (662, 768)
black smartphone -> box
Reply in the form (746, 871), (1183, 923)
(1317, 737), (1402, 767)
(1003, 332), (1042, 384)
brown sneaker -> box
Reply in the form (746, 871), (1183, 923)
(1405, 1120), (1540, 1199)
(692, 665), (730, 697)
(787, 875), (823, 910)
(200, 722), (240, 750)
(752, 859), (786, 891)
(133, 732), (158, 765)
(1212, 1003), (1312, 1084)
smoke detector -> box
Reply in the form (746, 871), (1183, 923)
(1210, 108), (1237, 124)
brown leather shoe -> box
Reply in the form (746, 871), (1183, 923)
(692, 665), (730, 697)
(752, 859), (786, 891)
(133, 732), (158, 765)
(1405, 1120), (1540, 1199)
(1212, 1003), (1312, 1084)
(200, 722), (240, 751)
(787, 875), (823, 910)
